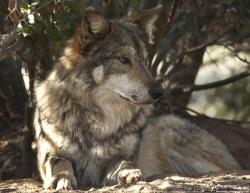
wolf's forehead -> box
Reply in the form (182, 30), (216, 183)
(128, 32), (149, 61)
(110, 20), (148, 54)
(110, 22), (149, 58)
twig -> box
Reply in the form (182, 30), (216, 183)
(0, 30), (20, 58)
(167, 0), (179, 25)
(185, 105), (250, 125)
(165, 29), (230, 79)
(0, 42), (19, 56)
(168, 93), (250, 125)
(31, 0), (54, 11)
(170, 70), (250, 95)
(122, 0), (130, 15)
(5, 0), (20, 25)
(225, 46), (250, 66)
(151, 12), (183, 75)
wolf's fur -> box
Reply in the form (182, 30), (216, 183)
(137, 115), (240, 178)
(34, 6), (240, 190)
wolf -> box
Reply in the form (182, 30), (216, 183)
(34, 5), (240, 190)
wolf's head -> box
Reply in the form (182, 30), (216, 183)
(58, 5), (163, 106)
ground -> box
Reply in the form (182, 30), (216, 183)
(0, 170), (249, 193)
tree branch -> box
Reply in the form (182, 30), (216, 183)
(139, 0), (159, 9)
(165, 29), (231, 79)
(0, 30), (19, 47)
(6, 0), (20, 25)
(185, 104), (250, 125)
(166, 91), (250, 125)
(225, 45), (250, 66)
(167, 0), (179, 25)
(0, 30), (20, 59)
(170, 70), (250, 95)
(0, 42), (19, 58)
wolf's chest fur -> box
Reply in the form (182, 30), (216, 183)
(35, 74), (151, 186)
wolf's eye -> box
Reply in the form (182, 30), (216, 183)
(119, 57), (130, 64)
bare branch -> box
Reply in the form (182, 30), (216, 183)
(167, 0), (179, 25)
(139, 0), (159, 9)
(170, 70), (250, 95)
(165, 29), (231, 79)
(225, 46), (250, 66)
(0, 42), (19, 56)
(0, 30), (20, 59)
(167, 92), (250, 125)
(185, 105), (250, 125)
(122, 0), (131, 16)
(0, 30), (19, 47)
(0, 30), (20, 58)
(155, 10), (185, 76)
(32, 0), (54, 11)
(5, 0), (20, 25)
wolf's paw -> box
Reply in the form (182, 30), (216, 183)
(118, 169), (142, 185)
(43, 173), (77, 190)
(55, 175), (77, 190)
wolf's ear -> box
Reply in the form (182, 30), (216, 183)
(81, 7), (110, 39)
(85, 8), (110, 38)
(126, 5), (162, 44)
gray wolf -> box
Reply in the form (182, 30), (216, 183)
(34, 6), (240, 190)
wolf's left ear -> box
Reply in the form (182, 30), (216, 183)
(78, 7), (110, 42)
(84, 7), (110, 38)
(126, 5), (162, 44)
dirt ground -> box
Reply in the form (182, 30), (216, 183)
(0, 170), (249, 193)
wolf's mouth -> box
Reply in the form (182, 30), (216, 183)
(115, 90), (155, 105)
(115, 91), (134, 102)
(119, 94), (133, 102)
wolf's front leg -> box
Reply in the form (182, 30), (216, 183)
(103, 160), (142, 186)
(42, 156), (77, 190)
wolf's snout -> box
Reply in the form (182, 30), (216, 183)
(149, 83), (164, 100)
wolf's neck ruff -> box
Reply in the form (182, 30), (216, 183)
(37, 66), (152, 141)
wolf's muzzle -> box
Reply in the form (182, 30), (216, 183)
(148, 82), (164, 100)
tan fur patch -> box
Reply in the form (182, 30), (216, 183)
(92, 65), (104, 83)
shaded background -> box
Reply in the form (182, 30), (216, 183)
(0, 0), (250, 180)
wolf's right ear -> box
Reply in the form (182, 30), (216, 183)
(80, 7), (110, 39)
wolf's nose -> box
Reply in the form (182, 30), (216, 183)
(149, 83), (164, 100)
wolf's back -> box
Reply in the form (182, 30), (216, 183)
(137, 115), (240, 178)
